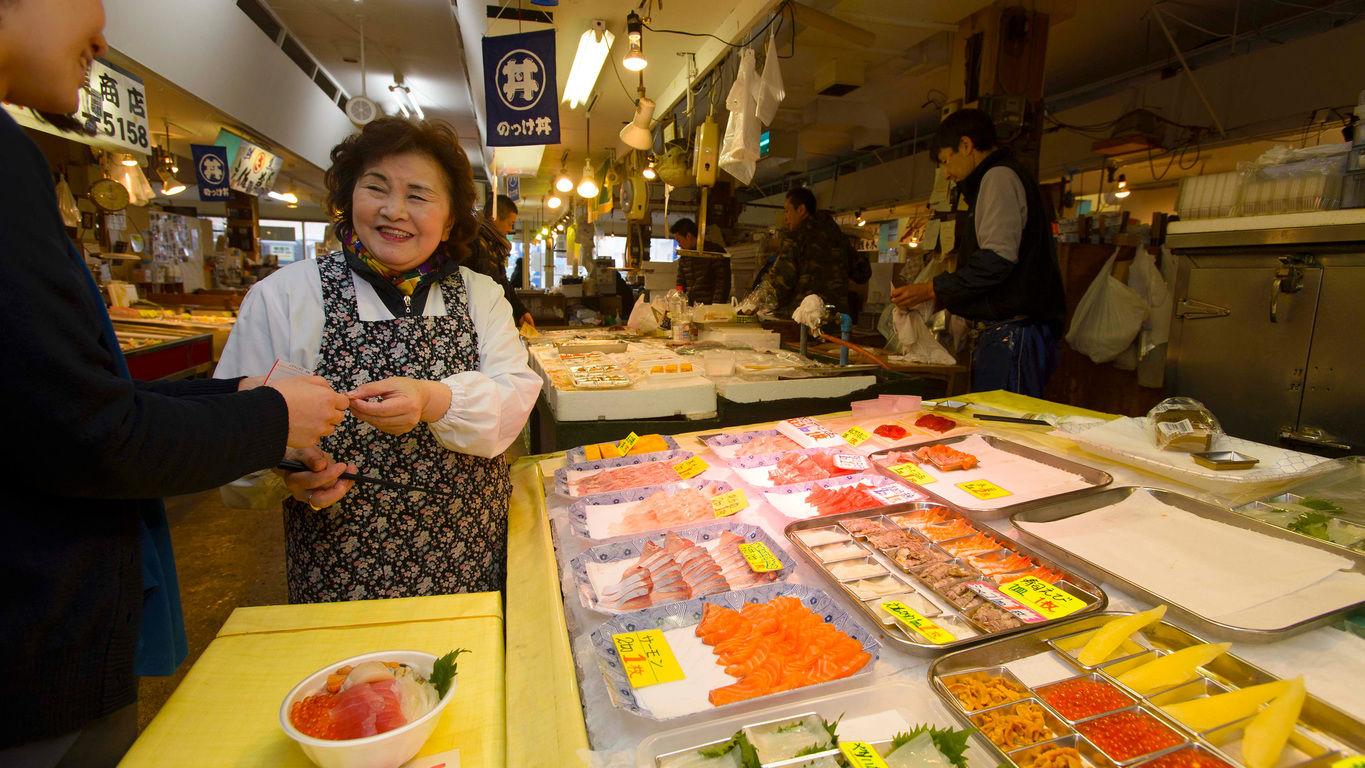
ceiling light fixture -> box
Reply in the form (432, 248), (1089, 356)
(389, 75), (424, 120)
(619, 96), (656, 150)
(268, 181), (299, 205)
(563, 20), (613, 108)
(856, 211), (867, 226)
(642, 157), (657, 180)
(1115, 174), (1131, 198)
(623, 12), (647, 71)
(553, 150), (574, 192)
(546, 193), (563, 209)
(119, 153), (138, 167)
(154, 121), (184, 196)
(157, 166), (185, 196)
(577, 158), (599, 198)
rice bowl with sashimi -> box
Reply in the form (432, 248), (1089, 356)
(280, 649), (467, 768)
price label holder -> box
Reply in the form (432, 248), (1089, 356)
(889, 462), (937, 485)
(957, 479), (1012, 500)
(711, 489), (749, 518)
(737, 542), (784, 572)
(869, 485), (921, 506)
(673, 456), (709, 480)
(611, 629), (685, 688)
(842, 426), (873, 447)
(618, 432), (640, 455)
(1331, 757), (1365, 768)
(840, 742), (891, 768)
(999, 576), (1087, 620)
(881, 601), (956, 644)
(833, 454), (871, 471)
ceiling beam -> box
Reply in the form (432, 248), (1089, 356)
(837, 13), (957, 33)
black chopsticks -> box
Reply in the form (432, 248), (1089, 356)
(973, 413), (1052, 426)
(276, 460), (449, 497)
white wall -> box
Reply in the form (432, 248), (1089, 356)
(104, 0), (356, 170)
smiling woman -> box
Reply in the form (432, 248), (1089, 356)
(216, 117), (543, 604)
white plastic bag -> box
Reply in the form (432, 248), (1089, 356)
(626, 294), (660, 332)
(888, 307), (956, 365)
(1065, 249), (1150, 364)
(55, 174), (80, 228)
(755, 32), (785, 125)
(719, 48), (761, 185)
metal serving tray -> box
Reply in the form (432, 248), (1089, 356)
(1232, 456), (1365, 553)
(868, 435), (1113, 520)
(786, 502), (1108, 657)
(928, 612), (1365, 768)
(1010, 487), (1365, 642)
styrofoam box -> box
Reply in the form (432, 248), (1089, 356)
(643, 261), (680, 291)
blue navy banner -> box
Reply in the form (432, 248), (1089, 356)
(482, 29), (560, 147)
(190, 144), (231, 201)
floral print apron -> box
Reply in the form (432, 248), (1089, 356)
(281, 252), (511, 603)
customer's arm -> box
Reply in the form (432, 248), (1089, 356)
(933, 166), (1027, 308)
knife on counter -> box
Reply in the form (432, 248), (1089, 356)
(276, 460), (450, 497)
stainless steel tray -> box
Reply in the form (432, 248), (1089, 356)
(928, 612), (1365, 768)
(1232, 456), (1365, 554)
(1010, 487), (1365, 642)
(868, 435), (1113, 521)
(785, 502), (1108, 657)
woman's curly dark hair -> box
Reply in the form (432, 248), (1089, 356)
(324, 117), (478, 263)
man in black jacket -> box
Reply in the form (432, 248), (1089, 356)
(892, 109), (1066, 396)
(469, 194), (533, 328)
(0, 7), (351, 760)
(670, 217), (730, 304)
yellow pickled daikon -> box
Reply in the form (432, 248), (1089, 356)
(1161, 680), (1291, 731)
(1242, 677), (1306, 768)
(1078, 606), (1167, 666)
(1115, 643), (1230, 694)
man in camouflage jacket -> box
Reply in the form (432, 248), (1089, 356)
(768, 187), (866, 317)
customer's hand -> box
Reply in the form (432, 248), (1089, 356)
(890, 281), (936, 310)
(268, 376), (350, 448)
(519, 313), (535, 329)
(275, 447), (355, 509)
(238, 376), (266, 391)
(347, 377), (452, 435)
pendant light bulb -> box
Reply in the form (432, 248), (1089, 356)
(642, 158), (657, 180)
(546, 194), (563, 209)
(1115, 174), (1131, 199)
(623, 12), (647, 71)
(119, 153), (138, 167)
(577, 158), (599, 198)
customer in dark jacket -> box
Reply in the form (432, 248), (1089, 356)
(891, 109), (1066, 396)
(768, 188), (855, 317)
(670, 217), (730, 304)
(469, 194), (533, 328)
(0, 2), (351, 763)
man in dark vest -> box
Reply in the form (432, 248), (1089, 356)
(892, 108), (1066, 396)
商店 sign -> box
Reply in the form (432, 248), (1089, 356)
(3, 59), (151, 156)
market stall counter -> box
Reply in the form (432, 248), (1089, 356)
(507, 390), (1365, 767)
(121, 594), (505, 768)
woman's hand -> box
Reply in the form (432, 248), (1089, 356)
(347, 377), (452, 435)
(275, 447), (355, 509)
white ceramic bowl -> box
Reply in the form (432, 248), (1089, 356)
(279, 650), (458, 768)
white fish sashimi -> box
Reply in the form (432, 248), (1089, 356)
(744, 717), (833, 762)
(883, 732), (954, 768)
(657, 748), (742, 768)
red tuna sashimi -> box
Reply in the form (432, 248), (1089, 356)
(328, 678), (408, 739)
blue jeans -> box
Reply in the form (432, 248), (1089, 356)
(972, 320), (1059, 397)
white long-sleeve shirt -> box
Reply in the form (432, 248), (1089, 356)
(216, 258), (542, 508)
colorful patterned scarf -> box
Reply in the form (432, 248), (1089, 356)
(339, 224), (448, 296)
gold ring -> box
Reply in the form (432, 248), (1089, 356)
(308, 490), (321, 511)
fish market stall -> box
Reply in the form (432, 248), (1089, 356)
(505, 390), (1365, 767)
(112, 321), (215, 380)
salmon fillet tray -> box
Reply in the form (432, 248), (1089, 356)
(589, 582), (881, 721)
(569, 521), (795, 614)
(566, 479), (740, 540)
(760, 473), (930, 519)
(556, 450), (722, 498)
(702, 429), (804, 462)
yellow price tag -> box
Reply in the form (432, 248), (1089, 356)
(139, 309), (159, 318)
(711, 489), (749, 518)
(839, 742), (891, 768)
(737, 542), (784, 572)
(881, 601), (956, 644)
(1331, 757), (1365, 768)
(957, 479), (1012, 500)
(618, 432), (640, 455)
(842, 426), (873, 447)
(889, 462), (937, 485)
(998, 576), (1086, 620)
(612, 629), (685, 688)
(673, 456), (709, 480)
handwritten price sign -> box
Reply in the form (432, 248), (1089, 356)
(710, 489), (749, 518)
(999, 576), (1086, 619)
(738, 542), (784, 572)
(672, 456), (709, 480)
(612, 629), (685, 688)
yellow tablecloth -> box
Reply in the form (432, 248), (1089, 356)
(120, 593), (505, 768)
